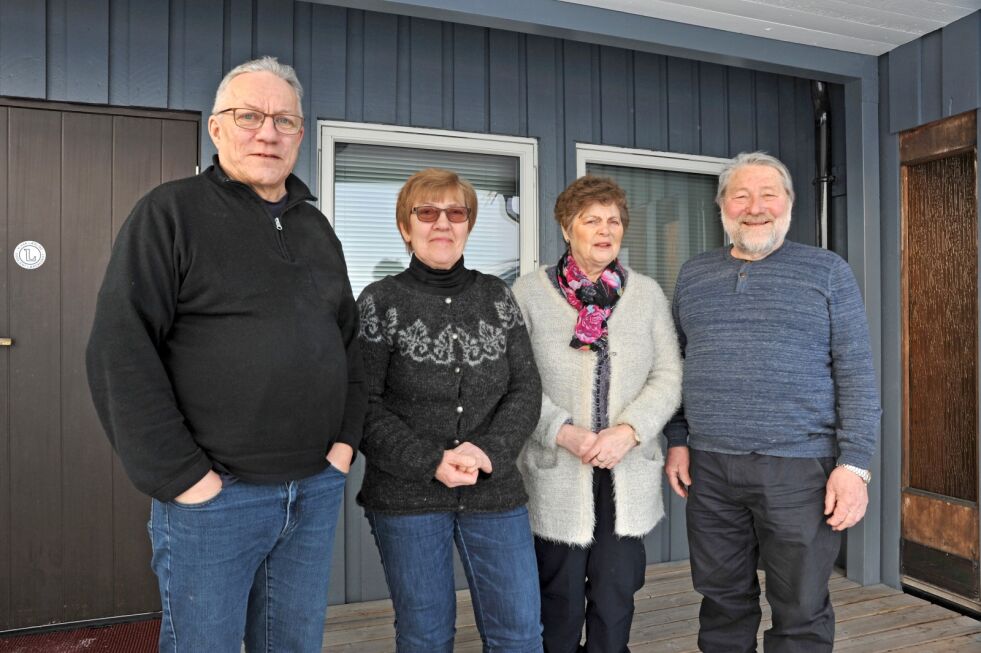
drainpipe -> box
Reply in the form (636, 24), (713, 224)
(811, 80), (834, 249)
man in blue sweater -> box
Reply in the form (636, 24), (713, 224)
(665, 152), (880, 652)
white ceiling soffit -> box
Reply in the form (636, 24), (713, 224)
(558, 0), (981, 56)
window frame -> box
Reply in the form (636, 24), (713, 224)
(319, 120), (540, 274)
(576, 143), (729, 178)
(576, 143), (731, 251)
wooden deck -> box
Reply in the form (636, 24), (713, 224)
(323, 560), (981, 652)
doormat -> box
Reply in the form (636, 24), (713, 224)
(0, 618), (159, 652)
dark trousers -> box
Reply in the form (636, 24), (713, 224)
(534, 468), (647, 653)
(686, 450), (842, 653)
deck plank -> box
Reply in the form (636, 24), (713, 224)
(322, 562), (981, 652)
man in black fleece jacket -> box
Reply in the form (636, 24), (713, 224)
(85, 56), (365, 653)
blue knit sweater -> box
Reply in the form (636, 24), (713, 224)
(664, 241), (880, 469)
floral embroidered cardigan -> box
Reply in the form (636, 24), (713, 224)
(355, 272), (542, 515)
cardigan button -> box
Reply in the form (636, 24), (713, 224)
(451, 333), (458, 340)
(456, 406), (463, 414)
(445, 297), (452, 304)
(454, 367), (461, 373)
(453, 439), (460, 446)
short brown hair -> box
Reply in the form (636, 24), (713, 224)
(396, 169), (478, 251)
(554, 175), (629, 233)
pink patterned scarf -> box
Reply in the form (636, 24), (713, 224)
(555, 251), (626, 351)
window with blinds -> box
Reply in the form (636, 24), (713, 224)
(320, 123), (538, 299)
(578, 146), (728, 298)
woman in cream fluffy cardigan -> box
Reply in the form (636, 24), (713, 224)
(512, 175), (682, 653)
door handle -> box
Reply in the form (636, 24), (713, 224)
(0, 338), (12, 347)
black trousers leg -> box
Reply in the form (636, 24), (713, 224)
(535, 536), (587, 653)
(755, 457), (840, 653)
(535, 470), (645, 653)
(687, 450), (762, 653)
(583, 469), (646, 653)
(687, 451), (841, 653)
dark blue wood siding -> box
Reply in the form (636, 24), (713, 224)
(0, 0), (828, 248)
(0, 0), (836, 598)
(887, 12), (981, 135)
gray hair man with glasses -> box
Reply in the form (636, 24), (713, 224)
(86, 56), (366, 652)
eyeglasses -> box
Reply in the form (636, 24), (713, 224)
(411, 205), (471, 223)
(213, 108), (303, 134)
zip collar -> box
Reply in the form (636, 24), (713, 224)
(205, 154), (316, 214)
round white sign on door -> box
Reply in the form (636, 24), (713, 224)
(14, 241), (46, 270)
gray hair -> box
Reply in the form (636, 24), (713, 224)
(716, 151), (795, 205)
(212, 56), (304, 116)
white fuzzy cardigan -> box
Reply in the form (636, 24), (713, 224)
(512, 267), (682, 545)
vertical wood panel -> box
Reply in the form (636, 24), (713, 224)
(698, 62), (728, 157)
(920, 31), (943, 125)
(489, 30), (522, 136)
(633, 52), (667, 152)
(223, 0), (253, 72)
(254, 0), (293, 64)
(310, 4), (347, 121)
(942, 13), (981, 118)
(8, 107), (63, 626)
(666, 58), (697, 154)
(168, 1), (187, 109)
(793, 78), (817, 246)
(69, 0), (110, 103)
(726, 68), (755, 154)
(0, 0), (46, 98)
(109, 0), (169, 107)
(889, 40), (922, 134)
(111, 116), (163, 614)
(453, 24), (488, 133)
(396, 16), (411, 126)
(161, 120), (199, 183)
(599, 46), (632, 148)
(60, 112), (115, 622)
(363, 12), (399, 125)
(778, 77), (801, 243)
(527, 35), (563, 263)
(563, 41), (593, 177)
(409, 17), (443, 128)
(755, 72), (780, 155)
(46, 0), (69, 100)
(345, 10), (365, 123)
(441, 23), (454, 130)
(170, 0), (223, 112)
(0, 106), (10, 629)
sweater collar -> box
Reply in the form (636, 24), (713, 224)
(395, 255), (476, 296)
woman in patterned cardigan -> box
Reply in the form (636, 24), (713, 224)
(356, 168), (544, 653)
(512, 176), (682, 653)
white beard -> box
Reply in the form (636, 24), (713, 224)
(722, 208), (792, 258)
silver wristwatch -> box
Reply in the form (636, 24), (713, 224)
(837, 463), (871, 484)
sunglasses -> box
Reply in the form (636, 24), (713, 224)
(411, 205), (471, 223)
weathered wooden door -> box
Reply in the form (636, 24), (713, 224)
(0, 99), (198, 630)
(901, 110), (981, 613)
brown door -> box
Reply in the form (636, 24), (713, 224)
(0, 100), (198, 630)
(900, 110), (981, 613)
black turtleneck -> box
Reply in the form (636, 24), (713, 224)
(395, 255), (477, 296)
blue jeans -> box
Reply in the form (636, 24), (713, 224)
(149, 464), (347, 653)
(367, 506), (544, 653)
